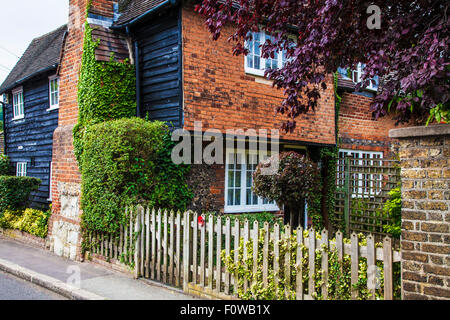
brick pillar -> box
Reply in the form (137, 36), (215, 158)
(390, 124), (450, 300)
(49, 0), (116, 261)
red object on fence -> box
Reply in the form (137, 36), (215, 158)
(198, 216), (205, 227)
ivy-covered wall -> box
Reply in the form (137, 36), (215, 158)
(73, 21), (136, 165)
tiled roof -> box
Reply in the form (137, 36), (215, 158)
(115, 0), (168, 25)
(0, 25), (67, 93)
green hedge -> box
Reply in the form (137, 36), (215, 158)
(0, 176), (41, 213)
(80, 117), (192, 234)
(0, 154), (9, 175)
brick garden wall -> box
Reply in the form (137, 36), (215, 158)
(390, 124), (450, 300)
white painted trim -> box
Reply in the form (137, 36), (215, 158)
(244, 31), (286, 77)
(48, 75), (59, 110)
(16, 162), (27, 177)
(12, 87), (24, 120)
(224, 148), (279, 213)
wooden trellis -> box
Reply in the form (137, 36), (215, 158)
(335, 156), (400, 237)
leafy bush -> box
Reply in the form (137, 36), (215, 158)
(253, 152), (320, 227)
(222, 230), (401, 300)
(0, 154), (9, 175)
(0, 207), (51, 238)
(80, 117), (192, 234)
(0, 176), (41, 213)
(382, 187), (402, 238)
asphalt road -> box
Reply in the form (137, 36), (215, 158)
(0, 270), (67, 300)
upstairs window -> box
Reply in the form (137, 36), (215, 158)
(16, 162), (27, 177)
(245, 31), (291, 76)
(48, 76), (59, 110)
(338, 63), (379, 91)
(12, 87), (24, 120)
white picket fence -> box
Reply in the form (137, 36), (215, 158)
(86, 206), (401, 300)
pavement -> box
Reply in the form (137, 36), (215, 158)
(0, 236), (197, 300)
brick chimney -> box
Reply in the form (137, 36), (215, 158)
(49, 0), (117, 261)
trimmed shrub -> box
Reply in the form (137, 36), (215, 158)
(80, 117), (192, 234)
(253, 151), (320, 227)
(0, 154), (9, 175)
(0, 207), (51, 238)
(0, 176), (41, 213)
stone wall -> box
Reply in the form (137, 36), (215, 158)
(390, 124), (450, 300)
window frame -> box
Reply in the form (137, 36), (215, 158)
(339, 63), (378, 92)
(224, 148), (279, 213)
(338, 149), (383, 197)
(244, 31), (289, 77)
(47, 75), (60, 111)
(12, 87), (24, 120)
(16, 162), (27, 177)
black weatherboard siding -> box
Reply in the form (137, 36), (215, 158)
(3, 74), (58, 208)
(134, 7), (183, 128)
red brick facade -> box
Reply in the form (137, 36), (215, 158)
(338, 91), (408, 157)
(181, 4), (336, 146)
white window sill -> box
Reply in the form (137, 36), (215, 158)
(47, 105), (59, 111)
(12, 115), (24, 121)
(224, 205), (279, 214)
(244, 67), (266, 77)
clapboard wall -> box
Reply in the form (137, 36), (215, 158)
(133, 7), (183, 128)
(3, 73), (58, 209)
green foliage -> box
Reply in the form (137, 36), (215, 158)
(0, 176), (41, 213)
(74, 21), (136, 165)
(0, 207), (51, 238)
(382, 187), (402, 238)
(224, 212), (283, 227)
(253, 152), (321, 208)
(222, 230), (401, 300)
(0, 154), (9, 175)
(80, 118), (192, 234)
(426, 103), (449, 125)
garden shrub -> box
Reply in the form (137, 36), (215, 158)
(0, 176), (41, 213)
(382, 186), (402, 238)
(80, 117), (192, 234)
(0, 207), (51, 238)
(222, 230), (401, 300)
(0, 154), (9, 175)
(253, 151), (320, 227)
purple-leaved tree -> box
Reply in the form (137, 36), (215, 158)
(196, 0), (449, 131)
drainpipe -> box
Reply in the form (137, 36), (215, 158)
(0, 101), (7, 155)
(134, 40), (141, 118)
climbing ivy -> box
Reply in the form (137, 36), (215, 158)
(308, 72), (341, 231)
(73, 20), (136, 166)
